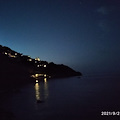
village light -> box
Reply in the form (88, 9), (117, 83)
(36, 80), (38, 83)
(44, 74), (47, 77)
(44, 65), (46, 67)
(29, 59), (32, 61)
(35, 57), (40, 61)
(5, 52), (7, 55)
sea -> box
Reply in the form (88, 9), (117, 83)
(1, 74), (120, 120)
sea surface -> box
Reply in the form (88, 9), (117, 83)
(1, 75), (120, 120)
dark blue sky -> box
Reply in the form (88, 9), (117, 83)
(0, 0), (120, 74)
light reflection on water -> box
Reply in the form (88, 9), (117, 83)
(34, 78), (49, 101)
(34, 82), (40, 101)
(2, 76), (120, 120)
(44, 78), (48, 100)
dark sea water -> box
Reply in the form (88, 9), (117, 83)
(1, 75), (120, 120)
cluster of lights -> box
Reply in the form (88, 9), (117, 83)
(4, 52), (18, 58)
(35, 57), (40, 61)
(31, 74), (47, 78)
(37, 64), (46, 68)
(8, 53), (16, 58)
(4, 51), (47, 69)
(35, 78), (48, 83)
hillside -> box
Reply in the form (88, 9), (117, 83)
(0, 45), (82, 88)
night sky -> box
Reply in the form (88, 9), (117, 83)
(0, 0), (120, 75)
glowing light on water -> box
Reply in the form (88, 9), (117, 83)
(35, 83), (40, 100)
(44, 78), (48, 99)
(44, 78), (47, 83)
(34, 78), (49, 101)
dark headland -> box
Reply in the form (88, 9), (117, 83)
(0, 45), (82, 89)
(0, 44), (82, 120)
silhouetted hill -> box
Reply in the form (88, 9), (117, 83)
(45, 62), (82, 78)
(0, 45), (82, 89)
(0, 53), (30, 89)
